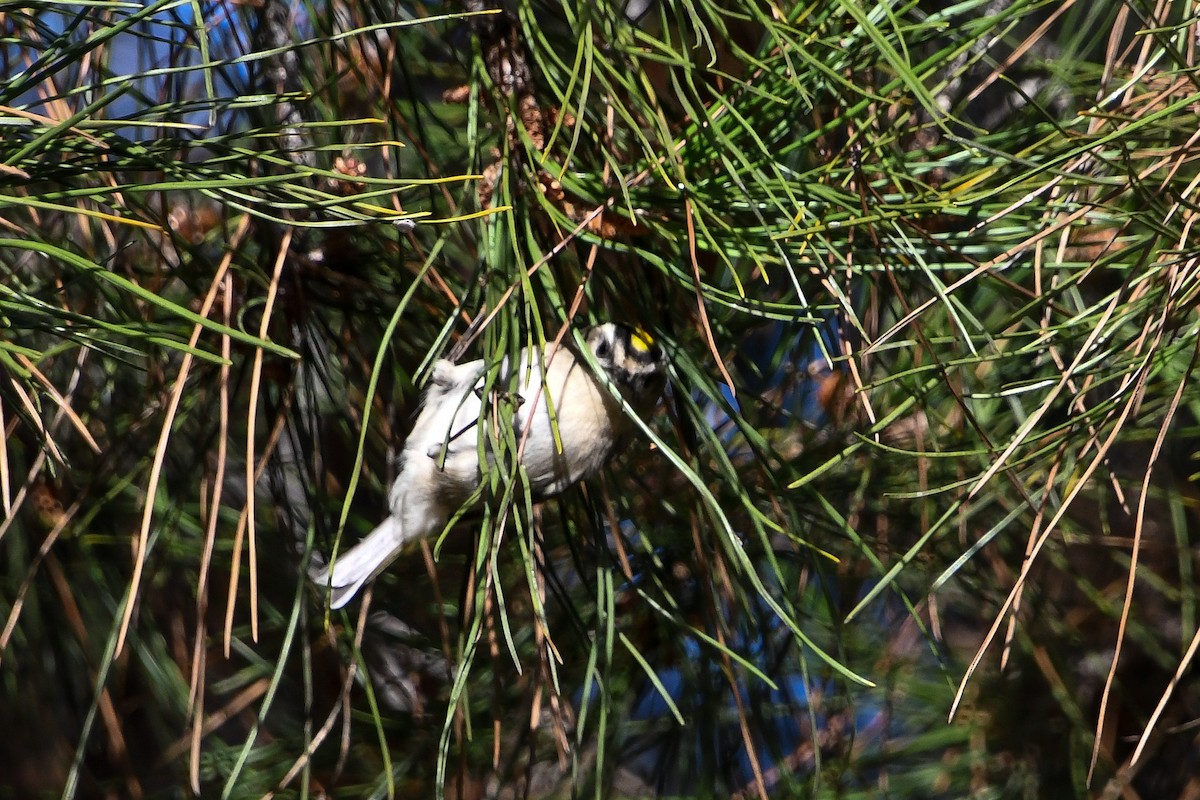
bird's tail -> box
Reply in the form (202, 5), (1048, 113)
(312, 515), (405, 609)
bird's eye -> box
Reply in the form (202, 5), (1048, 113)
(595, 340), (612, 359)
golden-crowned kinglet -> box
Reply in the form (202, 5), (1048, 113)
(315, 323), (667, 608)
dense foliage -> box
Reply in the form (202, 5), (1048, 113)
(3, 1), (1200, 797)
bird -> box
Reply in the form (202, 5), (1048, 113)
(314, 323), (668, 609)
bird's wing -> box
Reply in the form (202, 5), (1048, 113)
(419, 358), (489, 462)
(428, 357), (485, 396)
(422, 349), (554, 464)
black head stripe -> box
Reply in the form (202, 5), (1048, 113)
(629, 347), (661, 367)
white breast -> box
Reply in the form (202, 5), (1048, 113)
(516, 349), (625, 496)
(397, 344), (628, 512)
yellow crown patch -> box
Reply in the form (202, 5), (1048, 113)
(630, 329), (654, 353)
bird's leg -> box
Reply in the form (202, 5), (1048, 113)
(474, 386), (526, 406)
